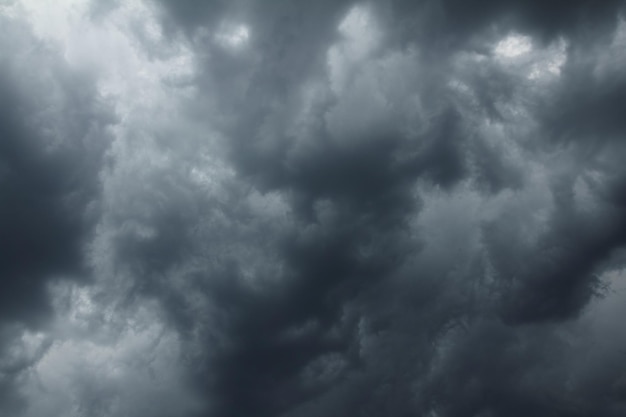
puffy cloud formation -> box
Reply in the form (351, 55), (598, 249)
(1, 0), (626, 416)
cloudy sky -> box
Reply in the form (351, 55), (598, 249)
(1, 0), (626, 416)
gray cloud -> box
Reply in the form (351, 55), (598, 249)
(0, 17), (113, 328)
(0, 16), (115, 415)
(2, 1), (626, 416)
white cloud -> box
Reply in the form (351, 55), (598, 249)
(15, 0), (195, 119)
(494, 33), (532, 58)
(328, 4), (382, 95)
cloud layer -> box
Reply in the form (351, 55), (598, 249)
(1, 1), (626, 416)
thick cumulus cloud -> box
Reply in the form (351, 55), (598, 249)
(2, 0), (626, 416)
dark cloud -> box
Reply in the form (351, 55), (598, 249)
(121, 1), (626, 416)
(3, 0), (626, 416)
(0, 19), (113, 328)
(488, 198), (626, 324)
(543, 66), (626, 142)
(387, 0), (626, 50)
(0, 17), (114, 416)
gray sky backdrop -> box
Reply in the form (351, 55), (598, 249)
(1, 1), (626, 416)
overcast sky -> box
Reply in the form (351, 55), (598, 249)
(1, 1), (626, 416)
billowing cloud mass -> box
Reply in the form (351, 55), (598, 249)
(1, 0), (626, 416)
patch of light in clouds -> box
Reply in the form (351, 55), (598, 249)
(328, 4), (381, 95)
(14, 0), (195, 118)
(215, 21), (250, 48)
(494, 33), (533, 58)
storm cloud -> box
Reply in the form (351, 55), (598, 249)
(1, 0), (626, 416)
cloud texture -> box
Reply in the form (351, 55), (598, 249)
(1, 0), (626, 416)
